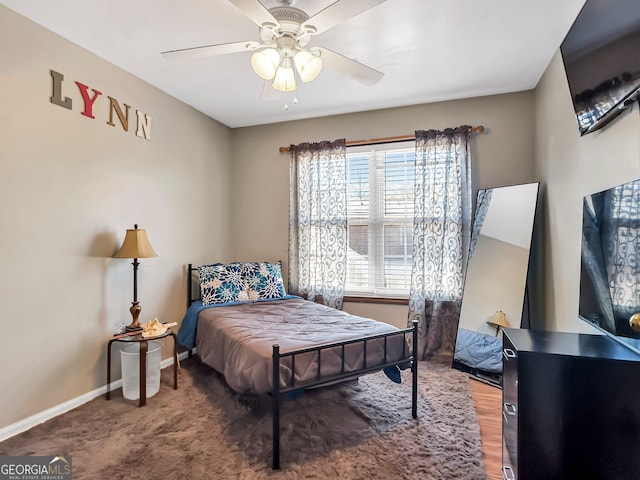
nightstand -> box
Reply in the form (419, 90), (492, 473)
(106, 328), (178, 407)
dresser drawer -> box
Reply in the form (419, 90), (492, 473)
(502, 337), (518, 478)
(502, 435), (516, 479)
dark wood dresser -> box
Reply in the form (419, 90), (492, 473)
(502, 328), (640, 480)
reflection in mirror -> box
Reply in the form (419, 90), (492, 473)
(452, 182), (539, 386)
(580, 178), (640, 354)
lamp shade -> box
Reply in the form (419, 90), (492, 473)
(113, 224), (158, 259)
(251, 48), (280, 80)
(294, 50), (323, 82)
(487, 310), (509, 329)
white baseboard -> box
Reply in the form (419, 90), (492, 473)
(0, 350), (193, 443)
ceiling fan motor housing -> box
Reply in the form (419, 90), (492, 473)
(270, 6), (309, 25)
(259, 7), (313, 49)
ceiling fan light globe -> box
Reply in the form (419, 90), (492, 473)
(272, 60), (297, 92)
(294, 50), (323, 82)
(251, 48), (280, 80)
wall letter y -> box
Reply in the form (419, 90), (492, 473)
(75, 81), (102, 119)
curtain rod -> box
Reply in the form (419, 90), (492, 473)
(279, 125), (485, 153)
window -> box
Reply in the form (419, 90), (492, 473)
(346, 141), (415, 297)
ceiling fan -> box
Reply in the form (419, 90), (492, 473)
(161, 0), (387, 93)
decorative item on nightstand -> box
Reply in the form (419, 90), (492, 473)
(487, 310), (509, 336)
(114, 224), (158, 332)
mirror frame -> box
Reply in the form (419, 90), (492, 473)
(452, 182), (540, 386)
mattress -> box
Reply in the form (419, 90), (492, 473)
(191, 297), (408, 394)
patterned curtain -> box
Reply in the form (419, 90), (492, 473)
(468, 188), (493, 262)
(599, 180), (640, 336)
(288, 139), (348, 310)
(408, 127), (472, 359)
(581, 196), (616, 333)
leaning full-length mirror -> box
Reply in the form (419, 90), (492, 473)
(452, 182), (539, 386)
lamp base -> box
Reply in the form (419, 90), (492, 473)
(125, 301), (143, 332)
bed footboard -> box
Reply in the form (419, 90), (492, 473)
(271, 319), (419, 470)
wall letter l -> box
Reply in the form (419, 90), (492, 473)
(50, 70), (72, 109)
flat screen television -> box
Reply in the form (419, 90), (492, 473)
(560, 0), (640, 135)
(579, 178), (640, 354)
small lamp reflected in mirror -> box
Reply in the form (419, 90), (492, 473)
(487, 310), (509, 336)
(113, 224), (158, 331)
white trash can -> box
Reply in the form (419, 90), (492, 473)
(120, 341), (162, 400)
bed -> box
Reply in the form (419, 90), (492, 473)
(178, 263), (418, 469)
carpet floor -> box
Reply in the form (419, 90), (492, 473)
(0, 358), (486, 479)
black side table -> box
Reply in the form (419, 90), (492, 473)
(106, 328), (178, 406)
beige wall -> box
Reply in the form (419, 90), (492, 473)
(533, 51), (640, 332)
(229, 92), (538, 326)
(0, 6), (232, 429)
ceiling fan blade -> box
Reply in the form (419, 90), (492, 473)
(316, 47), (384, 86)
(161, 41), (261, 61)
(302, 0), (387, 34)
(229, 0), (280, 28)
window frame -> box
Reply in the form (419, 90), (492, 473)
(345, 141), (415, 299)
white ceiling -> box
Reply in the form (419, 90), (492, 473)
(1, 0), (586, 128)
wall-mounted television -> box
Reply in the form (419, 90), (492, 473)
(579, 178), (640, 354)
(560, 0), (640, 135)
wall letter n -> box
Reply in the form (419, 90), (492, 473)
(75, 81), (102, 119)
(136, 110), (152, 140)
(106, 96), (131, 131)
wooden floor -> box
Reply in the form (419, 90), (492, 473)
(469, 378), (502, 480)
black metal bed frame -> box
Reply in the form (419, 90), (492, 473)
(187, 264), (419, 469)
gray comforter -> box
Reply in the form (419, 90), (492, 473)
(195, 297), (407, 394)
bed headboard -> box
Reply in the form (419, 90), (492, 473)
(187, 263), (201, 307)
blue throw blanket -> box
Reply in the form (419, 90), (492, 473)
(454, 328), (503, 373)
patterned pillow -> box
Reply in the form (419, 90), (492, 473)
(199, 263), (248, 305)
(242, 261), (286, 301)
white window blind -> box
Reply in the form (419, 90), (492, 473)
(346, 142), (415, 297)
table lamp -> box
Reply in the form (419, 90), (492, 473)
(487, 310), (509, 336)
(114, 224), (158, 331)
